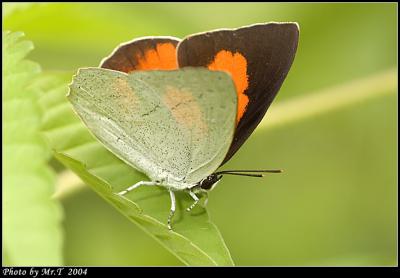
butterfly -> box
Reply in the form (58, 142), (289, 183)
(68, 22), (299, 229)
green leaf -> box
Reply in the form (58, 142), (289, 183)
(39, 73), (234, 266)
(2, 31), (63, 266)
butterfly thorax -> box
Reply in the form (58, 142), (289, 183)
(155, 175), (195, 191)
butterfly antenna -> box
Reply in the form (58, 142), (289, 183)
(215, 169), (283, 175)
(218, 172), (264, 178)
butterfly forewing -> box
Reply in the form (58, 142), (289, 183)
(177, 23), (299, 165)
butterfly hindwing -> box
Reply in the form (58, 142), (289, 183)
(100, 37), (181, 72)
(177, 23), (299, 165)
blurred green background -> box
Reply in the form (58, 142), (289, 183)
(3, 3), (397, 266)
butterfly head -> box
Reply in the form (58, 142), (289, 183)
(197, 173), (223, 191)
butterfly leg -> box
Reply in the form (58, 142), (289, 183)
(168, 190), (176, 230)
(186, 190), (200, 212)
(117, 181), (158, 196)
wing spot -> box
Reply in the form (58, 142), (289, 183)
(208, 50), (249, 124)
(136, 43), (178, 70)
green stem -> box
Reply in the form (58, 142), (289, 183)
(261, 67), (397, 130)
(55, 67), (397, 199)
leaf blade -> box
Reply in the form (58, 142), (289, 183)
(3, 31), (63, 266)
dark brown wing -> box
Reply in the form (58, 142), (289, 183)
(100, 37), (181, 72)
(177, 23), (299, 165)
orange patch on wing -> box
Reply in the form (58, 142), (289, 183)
(136, 43), (178, 70)
(163, 85), (208, 139)
(208, 50), (249, 124)
(111, 78), (138, 109)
